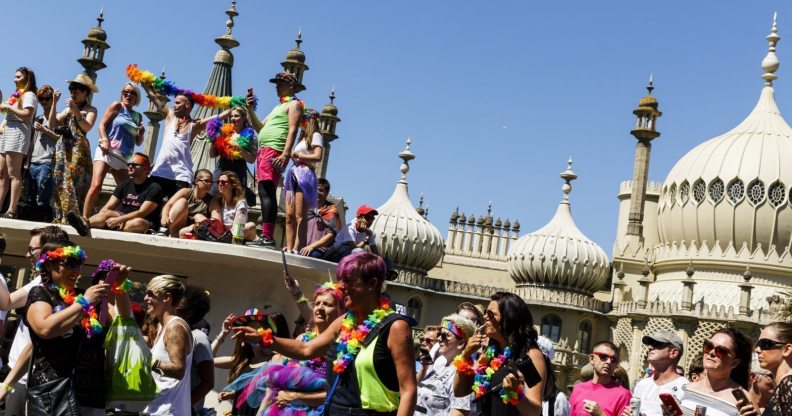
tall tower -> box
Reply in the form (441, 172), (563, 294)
(625, 77), (662, 241)
(280, 29), (309, 93)
(190, 0), (241, 173)
(316, 87), (341, 178)
(78, 9), (110, 103)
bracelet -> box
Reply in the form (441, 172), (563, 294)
(257, 328), (274, 347)
(75, 294), (91, 313)
(499, 383), (525, 405)
(295, 295), (309, 304)
(291, 291), (303, 300)
(215, 334), (226, 344)
(453, 354), (475, 375)
(0, 382), (13, 393)
(111, 278), (133, 294)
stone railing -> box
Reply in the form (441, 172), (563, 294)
(613, 299), (773, 324)
(445, 209), (519, 261)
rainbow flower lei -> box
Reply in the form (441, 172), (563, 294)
(453, 345), (525, 405)
(205, 117), (255, 160)
(332, 295), (393, 374)
(51, 283), (102, 338)
(34, 246), (87, 271)
(126, 64), (257, 110)
(282, 328), (324, 368)
(0, 91), (21, 114)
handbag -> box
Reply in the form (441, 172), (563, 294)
(194, 218), (232, 243)
(26, 377), (81, 416)
(104, 315), (158, 411)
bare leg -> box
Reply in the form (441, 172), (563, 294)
(122, 218), (151, 234)
(294, 192), (307, 251)
(84, 160), (110, 218)
(284, 195), (296, 251)
(5, 152), (25, 215)
(89, 208), (120, 229)
(167, 198), (189, 237)
(244, 222), (258, 241)
(0, 154), (9, 211)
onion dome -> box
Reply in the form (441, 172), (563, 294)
(508, 159), (610, 293)
(657, 15), (792, 255)
(370, 139), (445, 276)
(322, 87), (339, 116)
(86, 9), (107, 42)
(287, 29), (306, 63)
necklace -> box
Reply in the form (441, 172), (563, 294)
(454, 345), (525, 405)
(331, 295), (393, 374)
(51, 283), (102, 338)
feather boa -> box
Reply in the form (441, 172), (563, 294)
(205, 117), (255, 160)
(126, 64), (257, 110)
(0, 91), (21, 114)
(258, 364), (326, 416)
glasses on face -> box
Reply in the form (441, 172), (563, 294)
(217, 180), (230, 186)
(196, 178), (212, 185)
(439, 331), (457, 342)
(69, 87), (88, 94)
(647, 340), (671, 350)
(39, 96), (52, 102)
(58, 260), (84, 271)
(703, 339), (734, 359)
(28, 245), (42, 255)
(592, 352), (619, 364)
(122, 90), (138, 97)
(757, 338), (787, 351)
(420, 337), (437, 345)
(145, 290), (159, 299)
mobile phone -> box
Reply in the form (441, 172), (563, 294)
(731, 389), (749, 404)
(281, 250), (289, 276)
(419, 348), (433, 363)
(476, 324), (486, 335)
(659, 393), (683, 416)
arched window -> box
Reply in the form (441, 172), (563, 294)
(578, 320), (593, 353)
(540, 314), (562, 342)
(406, 297), (422, 324)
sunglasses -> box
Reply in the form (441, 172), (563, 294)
(646, 340), (671, 350)
(757, 338), (787, 351)
(439, 331), (458, 342)
(122, 90), (138, 97)
(196, 179), (212, 184)
(145, 290), (159, 299)
(58, 259), (84, 271)
(28, 245), (42, 255)
(217, 180), (230, 185)
(592, 352), (619, 363)
(420, 337), (437, 344)
(39, 96), (52, 102)
(703, 339), (734, 359)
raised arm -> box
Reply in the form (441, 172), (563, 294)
(233, 313), (342, 360)
(48, 89), (62, 129)
(141, 83), (169, 119)
(246, 89), (264, 132)
(284, 273), (313, 326)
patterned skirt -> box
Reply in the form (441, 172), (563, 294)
(52, 134), (92, 220)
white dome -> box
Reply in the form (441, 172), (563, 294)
(508, 161), (610, 293)
(658, 22), (792, 256)
(370, 140), (445, 275)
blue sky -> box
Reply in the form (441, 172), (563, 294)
(2, 1), (790, 252)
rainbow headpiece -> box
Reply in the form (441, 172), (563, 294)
(126, 64), (257, 110)
(128, 153), (151, 169)
(442, 318), (468, 341)
(205, 117), (255, 160)
(35, 246), (87, 271)
(232, 308), (277, 332)
(316, 281), (343, 302)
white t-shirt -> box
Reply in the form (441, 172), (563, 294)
(8, 276), (43, 384)
(416, 363), (471, 414)
(633, 375), (688, 416)
(292, 132), (324, 158)
(543, 391), (571, 416)
(221, 199), (248, 228)
(333, 222), (376, 249)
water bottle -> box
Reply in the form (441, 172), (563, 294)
(232, 209), (247, 245)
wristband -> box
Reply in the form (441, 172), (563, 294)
(111, 278), (133, 294)
(75, 294), (91, 313)
(291, 291), (303, 300)
(453, 354), (475, 375)
(257, 328), (274, 347)
(0, 382), (13, 393)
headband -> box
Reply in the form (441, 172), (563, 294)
(129, 154), (151, 169)
(35, 246), (87, 271)
(442, 318), (468, 341)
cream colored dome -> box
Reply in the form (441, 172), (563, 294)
(371, 140), (445, 275)
(657, 19), (792, 255)
(508, 160), (609, 294)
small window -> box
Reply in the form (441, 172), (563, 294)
(747, 180), (766, 205)
(693, 180), (706, 204)
(578, 320), (592, 353)
(679, 181), (690, 204)
(668, 184), (677, 206)
(540, 314), (562, 343)
(769, 181), (786, 207)
(709, 178), (724, 203)
(728, 179), (745, 203)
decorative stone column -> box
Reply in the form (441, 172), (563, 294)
(739, 265), (754, 317)
(612, 263), (627, 308)
(681, 261), (697, 311)
(636, 260), (652, 308)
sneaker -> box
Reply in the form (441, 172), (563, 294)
(245, 237), (276, 248)
(65, 211), (92, 237)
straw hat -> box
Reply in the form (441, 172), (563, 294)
(66, 73), (99, 93)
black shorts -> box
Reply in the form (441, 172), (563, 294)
(152, 176), (191, 199)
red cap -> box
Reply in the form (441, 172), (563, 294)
(356, 204), (379, 217)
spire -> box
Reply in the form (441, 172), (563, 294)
(398, 138), (415, 183)
(281, 28), (309, 92)
(560, 157), (577, 202)
(762, 12), (781, 86)
(78, 8), (110, 83)
(416, 193), (426, 217)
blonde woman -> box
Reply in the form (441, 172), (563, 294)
(283, 110), (324, 253)
(0, 67), (38, 218)
(209, 171), (257, 242)
(83, 82), (145, 218)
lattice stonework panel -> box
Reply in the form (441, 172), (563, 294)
(686, 321), (728, 369)
(639, 318), (676, 371)
(614, 318), (633, 353)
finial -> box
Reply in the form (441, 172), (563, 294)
(762, 12), (781, 86)
(560, 157), (577, 201)
(743, 264), (753, 282)
(425, 205), (430, 219)
(686, 260), (695, 278)
(329, 86), (336, 103)
(647, 73), (654, 94)
(642, 258), (651, 277)
(487, 201), (492, 217)
(296, 27), (303, 49)
(419, 193), (424, 207)
(97, 7), (104, 27)
(161, 66), (166, 79)
(398, 138), (415, 181)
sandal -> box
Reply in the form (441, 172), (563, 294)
(65, 211), (92, 237)
(0, 211), (16, 219)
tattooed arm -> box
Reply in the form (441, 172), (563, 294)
(155, 319), (193, 379)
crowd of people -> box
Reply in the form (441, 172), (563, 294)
(0, 227), (790, 416)
(0, 66), (380, 264)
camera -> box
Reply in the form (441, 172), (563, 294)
(53, 125), (73, 140)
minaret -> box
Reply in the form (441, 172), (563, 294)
(316, 87), (341, 178)
(142, 68), (169, 159)
(78, 9), (110, 103)
(625, 75), (662, 241)
(280, 29), (309, 92)
(190, 0), (241, 173)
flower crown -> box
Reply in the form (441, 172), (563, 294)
(35, 246), (87, 271)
